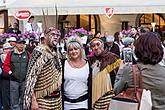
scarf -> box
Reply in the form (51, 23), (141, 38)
(95, 49), (120, 71)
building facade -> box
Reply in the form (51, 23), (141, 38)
(1, 13), (164, 36)
(0, 0), (165, 37)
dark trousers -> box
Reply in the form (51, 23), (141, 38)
(1, 79), (10, 110)
(10, 80), (25, 110)
(0, 80), (2, 110)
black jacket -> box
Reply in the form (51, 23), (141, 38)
(105, 42), (120, 57)
(7, 28), (21, 35)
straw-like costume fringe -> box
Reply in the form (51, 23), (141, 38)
(93, 91), (114, 110)
(24, 45), (62, 110)
(37, 96), (62, 110)
(92, 59), (121, 110)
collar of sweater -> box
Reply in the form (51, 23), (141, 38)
(13, 47), (25, 54)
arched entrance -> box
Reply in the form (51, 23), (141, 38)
(135, 14), (165, 33)
(58, 15), (101, 36)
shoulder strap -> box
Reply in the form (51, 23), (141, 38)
(132, 65), (137, 94)
(137, 64), (142, 89)
(132, 64), (142, 90)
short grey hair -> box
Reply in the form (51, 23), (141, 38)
(106, 35), (115, 42)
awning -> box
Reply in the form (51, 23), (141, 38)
(5, 0), (165, 16)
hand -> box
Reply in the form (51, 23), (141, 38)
(119, 60), (126, 69)
(9, 70), (12, 75)
(31, 100), (39, 110)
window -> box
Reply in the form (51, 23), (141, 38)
(0, 13), (5, 33)
(0, 10), (8, 33)
(139, 14), (165, 33)
(59, 15), (100, 35)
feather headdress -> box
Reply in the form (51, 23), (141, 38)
(42, 4), (60, 35)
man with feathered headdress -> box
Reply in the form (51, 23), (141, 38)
(23, 27), (62, 110)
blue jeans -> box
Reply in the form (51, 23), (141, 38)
(10, 80), (25, 110)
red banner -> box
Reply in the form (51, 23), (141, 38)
(15, 10), (31, 20)
(105, 8), (114, 19)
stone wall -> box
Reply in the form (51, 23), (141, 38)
(99, 14), (137, 35)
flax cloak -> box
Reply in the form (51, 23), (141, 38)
(23, 45), (62, 110)
(92, 49), (121, 110)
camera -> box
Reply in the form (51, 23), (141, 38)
(123, 48), (133, 64)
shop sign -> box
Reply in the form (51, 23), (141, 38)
(15, 10), (31, 20)
(105, 8), (114, 19)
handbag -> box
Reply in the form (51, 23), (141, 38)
(109, 64), (144, 110)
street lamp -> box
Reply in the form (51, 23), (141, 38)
(151, 22), (156, 32)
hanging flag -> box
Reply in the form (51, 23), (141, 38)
(105, 8), (114, 19)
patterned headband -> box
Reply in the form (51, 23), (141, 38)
(67, 40), (82, 47)
(44, 27), (61, 36)
(66, 36), (83, 48)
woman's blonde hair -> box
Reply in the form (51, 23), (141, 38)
(66, 36), (86, 61)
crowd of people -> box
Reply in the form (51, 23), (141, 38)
(0, 23), (165, 110)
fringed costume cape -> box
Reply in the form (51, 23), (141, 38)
(92, 49), (121, 110)
(23, 45), (62, 110)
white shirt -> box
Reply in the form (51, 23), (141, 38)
(159, 44), (165, 66)
(114, 41), (124, 53)
(25, 22), (33, 32)
(64, 60), (89, 110)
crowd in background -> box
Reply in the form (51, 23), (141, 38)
(0, 21), (165, 110)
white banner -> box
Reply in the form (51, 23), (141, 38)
(5, 0), (165, 15)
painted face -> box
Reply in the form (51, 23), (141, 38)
(90, 40), (104, 56)
(68, 46), (81, 60)
(46, 31), (60, 48)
